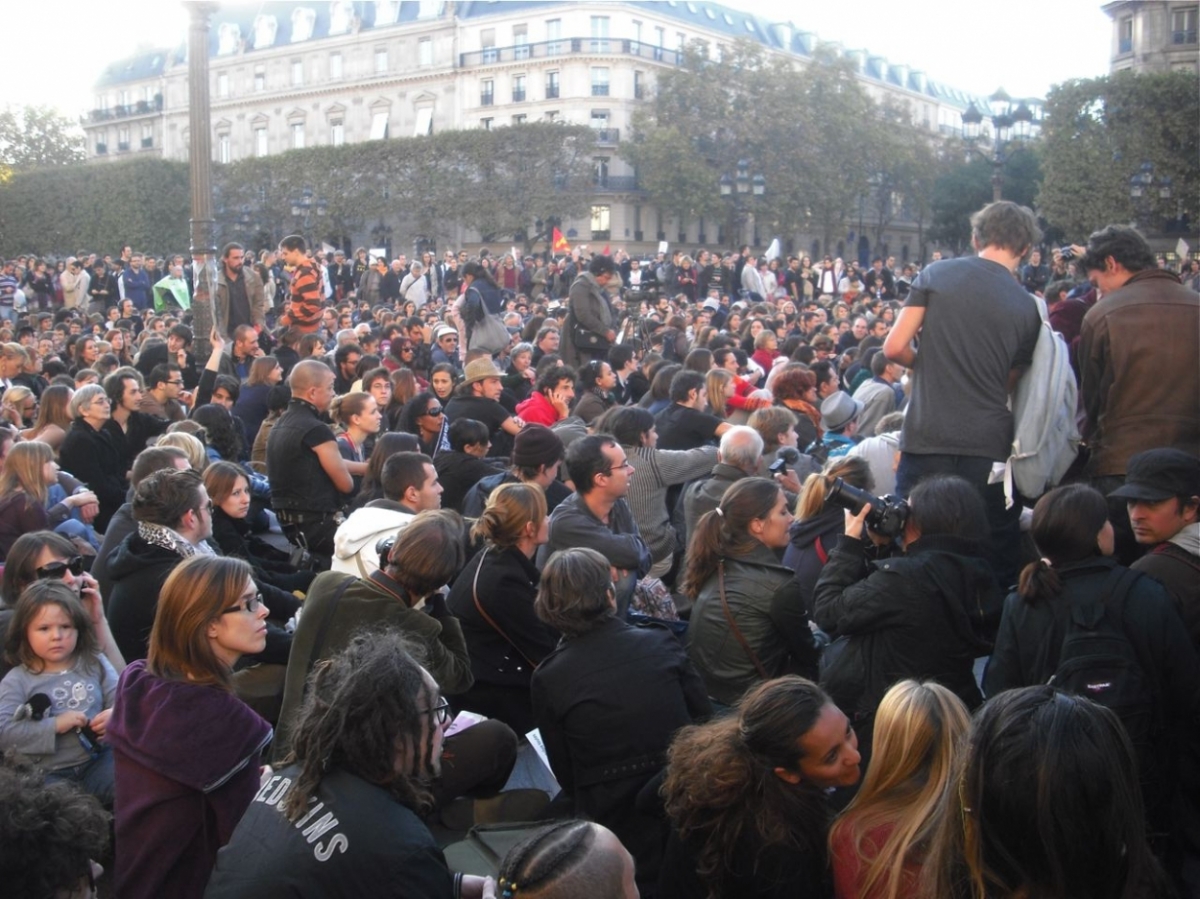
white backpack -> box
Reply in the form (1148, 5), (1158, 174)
(1004, 295), (1081, 508)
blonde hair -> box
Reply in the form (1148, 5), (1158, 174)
(157, 431), (208, 472)
(796, 455), (873, 519)
(0, 440), (52, 504)
(705, 369), (733, 421)
(829, 680), (970, 899)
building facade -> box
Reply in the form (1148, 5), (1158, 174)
(1103, 1), (1200, 75)
(84, 0), (1003, 261)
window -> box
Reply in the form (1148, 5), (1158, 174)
(418, 38), (432, 66)
(677, 32), (686, 52)
(376, 0), (399, 24)
(330, 52), (343, 79)
(546, 18), (562, 55)
(217, 73), (229, 98)
(291, 7), (315, 42)
(591, 111), (610, 130)
(481, 117), (493, 130)
(255, 127), (268, 157)
(414, 107), (434, 136)
(330, 120), (344, 146)
(545, 110), (558, 123)
(591, 67), (610, 96)
(291, 60), (304, 86)
(117, 126), (130, 151)
(481, 28), (497, 63)
(1172, 7), (1197, 42)
(514, 24), (529, 59)
(546, 70), (559, 99)
(253, 13), (278, 49)
(119, 89), (131, 108)
(218, 134), (231, 163)
(634, 70), (644, 100)
(217, 22), (241, 56)
(254, 66), (266, 90)
(370, 111), (389, 140)
(631, 20), (642, 52)
(1119, 15), (1133, 53)
(141, 123), (153, 148)
(417, 0), (440, 19)
(97, 94), (109, 111)
(594, 157), (609, 187)
(591, 15), (609, 52)
(481, 78), (494, 106)
(591, 205), (611, 239)
(291, 122), (305, 149)
(329, 0), (354, 35)
(512, 74), (526, 102)
(513, 114), (527, 125)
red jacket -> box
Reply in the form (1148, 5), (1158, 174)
(516, 391), (561, 427)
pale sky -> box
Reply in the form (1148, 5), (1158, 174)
(1, 1), (1113, 115)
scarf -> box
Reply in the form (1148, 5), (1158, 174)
(136, 521), (215, 558)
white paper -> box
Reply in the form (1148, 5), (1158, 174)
(658, 240), (669, 255)
(524, 728), (553, 772)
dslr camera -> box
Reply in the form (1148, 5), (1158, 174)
(825, 477), (910, 540)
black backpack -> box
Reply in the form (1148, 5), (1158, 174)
(1046, 567), (1159, 763)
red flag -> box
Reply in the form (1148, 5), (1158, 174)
(602, 244), (610, 256)
(552, 227), (570, 254)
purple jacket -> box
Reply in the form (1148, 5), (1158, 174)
(108, 661), (272, 899)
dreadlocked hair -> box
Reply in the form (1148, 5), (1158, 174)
(496, 820), (625, 898)
(281, 630), (437, 821)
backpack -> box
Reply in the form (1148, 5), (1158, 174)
(1046, 567), (1158, 765)
(1004, 294), (1080, 506)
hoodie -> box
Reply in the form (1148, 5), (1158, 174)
(108, 660), (271, 899)
(331, 502), (413, 577)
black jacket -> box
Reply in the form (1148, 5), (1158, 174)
(813, 533), (999, 724)
(59, 419), (128, 533)
(532, 618), (711, 888)
(782, 506), (843, 609)
(432, 450), (504, 513)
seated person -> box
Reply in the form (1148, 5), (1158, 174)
(497, 820), (639, 899)
(433, 418), (505, 513)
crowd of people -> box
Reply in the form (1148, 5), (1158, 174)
(0, 199), (1197, 899)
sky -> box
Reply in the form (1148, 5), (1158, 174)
(0, 1), (1114, 115)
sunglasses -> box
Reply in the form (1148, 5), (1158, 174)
(422, 406), (443, 416)
(36, 555), (85, 579)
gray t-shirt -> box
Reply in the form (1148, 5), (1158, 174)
(899, 256), (1040, 461)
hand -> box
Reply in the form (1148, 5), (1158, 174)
(775, 470), (802, 495)
(0, 404), (20, 426)
(55, 711), (89, 734)
(843, 505), (871, 539)
(460, 875), (496, 899)
(77, 501), (99, 524)
(209, 328), (226, 352)
(88, 708), (112, 739)
(67, 490), (99, 510)
(78, 573), (103, 621)
(550, 392), (570, 417)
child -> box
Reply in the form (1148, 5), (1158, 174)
(0, 580), (118, 805)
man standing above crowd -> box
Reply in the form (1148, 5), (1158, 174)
(118, 253), (151, 311)
(563, 255), (618, 369)
(1078, 225), (1200, 562)
(215, 242), (267, 339)
(277, 235), (324, 334)
(267, 359), (354, 557)
(884, 200), (1042, 581)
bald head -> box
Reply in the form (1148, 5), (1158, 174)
(289, 359), (334, 394)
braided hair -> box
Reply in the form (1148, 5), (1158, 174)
(496, 820), (626, 898)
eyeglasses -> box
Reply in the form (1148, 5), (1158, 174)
(440, 337), (458, 343)
(602, 459), (634, 475)
(222, 593), (264, 615)
(422, 406), (443, 417)
(421, 698), (453, 726)
(195, 501), (214, 516)
(36, 555), (85, 579)
(166, 380), (184, 386)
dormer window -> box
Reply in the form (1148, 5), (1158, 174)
(217, 23), (241, 56)
(375, 0), (400, 25)
(329, 1), (354, 36)
(253, 14), (277, 49)
(417, 1), (441, 19)
(291, 8), (316, 42)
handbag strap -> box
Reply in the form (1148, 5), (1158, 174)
(717, 560), (770, 680)
(472, 548), (538, 670)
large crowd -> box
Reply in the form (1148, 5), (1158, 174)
(0, 198), (1197, 899)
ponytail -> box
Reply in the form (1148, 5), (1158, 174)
(1017, 558), (1062, 605)
(680, 478), (782, 599)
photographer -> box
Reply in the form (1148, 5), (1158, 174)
(811, 474), (1002, 767)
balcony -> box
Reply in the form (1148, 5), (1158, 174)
(634, 84), (645, 99)
(460, 37), (682, 68)
(592, 175), (642, 193)
(1172, 29), (1198, 44)
(481, 91), (494, 106)
(546, 84), (559, 99)
(95, 143), (107, 154)
(592, 83), (610, 97)
(87, 94), (163, 123)
(512, 89), (526, 102)
(117, 141), (130, 152)
(593, 128), (620, 144)
(141, 136), (154, 149)
(1118, 37), (1132, 53)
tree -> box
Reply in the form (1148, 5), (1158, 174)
(1038, 71), (1198, 241)
(929, 141), (1042, 255)
(0, 105), (86, 175)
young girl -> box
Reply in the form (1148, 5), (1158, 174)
(331, 391), (382, 492)
(0, 580), (118, 804)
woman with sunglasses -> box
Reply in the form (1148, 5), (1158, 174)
(399, 390), (449, 459)
(0, 531), (125, 680)
(107, 555), (272, 899)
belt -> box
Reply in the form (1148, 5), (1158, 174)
(276, 509), (343, 526)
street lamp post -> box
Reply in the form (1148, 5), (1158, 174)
(961, 89), (1036, 202)
(718, 159), (766, 247)
(187, 1), (219, 358)
(290, 187), (328, 249)
(1128, 160), (1172, 234)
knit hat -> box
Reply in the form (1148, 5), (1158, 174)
(512, 424), (564, 469)
(462, 357), (504, 385)
(820, 391), (862, 432)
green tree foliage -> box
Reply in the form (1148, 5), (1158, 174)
(0, 105), (86, 175)
(0, 123), (595, 258)
(624, 40), (937, 256)
(929, 142), (1042, 254)
(0, 157), (189, 256)
(1038, 71), (1199, 241)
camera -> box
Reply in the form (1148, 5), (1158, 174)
(1058, 246), (1077, 261)
(825, 477), (910, 540)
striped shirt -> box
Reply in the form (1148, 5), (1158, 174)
(287, 262), (324, 332)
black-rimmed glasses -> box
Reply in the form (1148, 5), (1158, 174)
(221, 593), (264, 615)
(422, 698), (452, 726)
